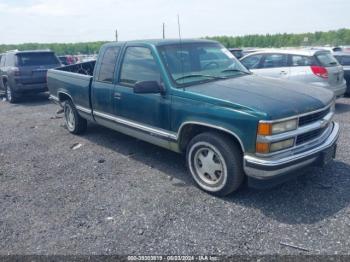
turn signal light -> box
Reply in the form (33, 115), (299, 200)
(258, 123), (272, 136)
(256, 142), (270, 154)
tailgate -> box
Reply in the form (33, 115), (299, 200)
(19, 65), (57, 85)
(327, 65), (344, 86)
(315, 52), (345, 87)
(47, 69), (93, 111)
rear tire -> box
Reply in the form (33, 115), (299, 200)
(186, 132), (244, 196)
(63, 100), (87, 134)
(5, 82), (19, 103)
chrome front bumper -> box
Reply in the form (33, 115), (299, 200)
(244, 122), (340, 179)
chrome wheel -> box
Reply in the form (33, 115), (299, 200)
(65, 103), (76, 131)
(189, 142), (228, 191)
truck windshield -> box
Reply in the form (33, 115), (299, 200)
(157, 42), (250, 86)
(16, 52), (60, 66)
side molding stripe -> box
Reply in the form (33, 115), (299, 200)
(93, 111), (177, 141)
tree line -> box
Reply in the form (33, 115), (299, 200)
(0, 41), (107, 55)
(1, 28), (350, 55)
(207, 28), (350, 48)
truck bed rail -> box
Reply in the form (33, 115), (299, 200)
(56, 60), (96, 76)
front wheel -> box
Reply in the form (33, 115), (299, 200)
(63, 100), (87, 134)
(186, 132), (244, 196)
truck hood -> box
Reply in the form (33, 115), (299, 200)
(185, 74), (334, 120)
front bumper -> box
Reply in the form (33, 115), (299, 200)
(244, 122), (339, 180)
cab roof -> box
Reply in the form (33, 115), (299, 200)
(103, 38), (219, 48)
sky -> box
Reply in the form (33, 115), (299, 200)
(0, 0), (349, 44)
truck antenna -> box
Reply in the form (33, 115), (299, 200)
(162, 23), (165, 39)
(177, 15), (182, 40)
(177, 14), (185, 91)
(115, 29), (118, 42)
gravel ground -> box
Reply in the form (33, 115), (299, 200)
(0, 93), (350, 255)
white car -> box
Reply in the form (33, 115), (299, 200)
(240, 49), (347, 98)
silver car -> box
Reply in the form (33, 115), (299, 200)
(240, 49), (347, 98)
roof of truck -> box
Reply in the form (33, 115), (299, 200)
(104, 38), (218, 47)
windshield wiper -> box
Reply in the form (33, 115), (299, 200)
(175, 74), (226, 82)
(221, 68), (251, 75)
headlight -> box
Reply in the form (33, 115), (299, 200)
(256, 138), (295, 154)
(272, 119), (298, 134)
(258, 119), (298, 136)
(270, 138), (294, 152)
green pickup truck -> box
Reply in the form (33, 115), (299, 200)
(47, 39), (339, 196)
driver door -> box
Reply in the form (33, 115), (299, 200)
(114, 45), (171, 130)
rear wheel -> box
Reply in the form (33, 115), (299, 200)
(186, 132), (244, 196)
(63, 100), (87, 134)
(5, 82), (19, 103)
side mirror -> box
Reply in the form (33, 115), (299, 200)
(134, 81), (163, 94)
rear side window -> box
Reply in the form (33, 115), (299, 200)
(5, 54), (15, 66)
(119, 47), (160, 86)
(97, 46), (120, 83)
(291, 55), (314, 66)
(241, 54), (263, 69)
(1, 55), (7, 67)
(17, 53), (60, 66)
(261, 54), (288, 68)
(315, 52), (339, 67)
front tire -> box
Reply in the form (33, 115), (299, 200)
(63, 100), (87, 134)
(186, 132), (244, 196)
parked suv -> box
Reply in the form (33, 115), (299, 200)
(333, 52), (350, 96)
(0, 50), (61, 103)
(240, 50), (347, 98)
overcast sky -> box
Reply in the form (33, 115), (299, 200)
(0, 0), (349, 44)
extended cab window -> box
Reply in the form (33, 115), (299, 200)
(97, 47), (120, 83)
(262, 54), (288, 68)
(120, 47), (160, 86)
(241, 55), (263, 69)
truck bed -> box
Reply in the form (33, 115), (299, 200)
(47, 61), (96, 111)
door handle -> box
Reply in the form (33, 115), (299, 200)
(114, 92), (122, 100)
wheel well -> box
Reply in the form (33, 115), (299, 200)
(178, 124), (244, 153)
(58, 92), (72, 103)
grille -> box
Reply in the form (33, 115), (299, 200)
(296, 126), (327, 145)
(298, 107), (330, 126)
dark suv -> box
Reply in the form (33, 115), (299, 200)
(333, 52), (350, 96)
(0, 50), (61, 103)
